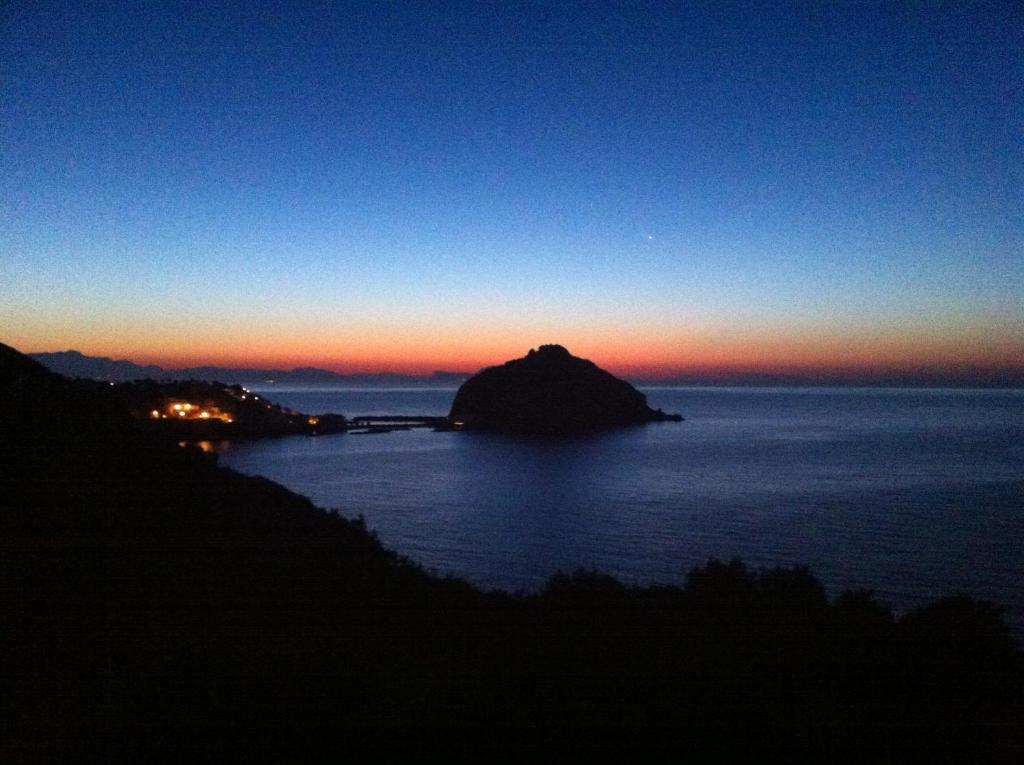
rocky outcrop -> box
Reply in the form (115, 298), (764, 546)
(448, 344), (682, 435)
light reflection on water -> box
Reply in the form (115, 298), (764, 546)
(216, 387), (1024, 628)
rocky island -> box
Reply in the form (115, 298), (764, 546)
(449, 344), (683, 435)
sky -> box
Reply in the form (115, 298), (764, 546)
(2, 1), (1022, 379)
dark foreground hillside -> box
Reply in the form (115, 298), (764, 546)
(1, 342), (1021, 760)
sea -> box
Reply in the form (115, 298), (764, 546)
(213, 387), (1024, 631)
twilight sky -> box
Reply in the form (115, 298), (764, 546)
(2, 1), (1022, 378)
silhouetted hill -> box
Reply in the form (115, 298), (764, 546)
(29, 349), (164, 381)
(29, 349), (471, 386)
(450, 344), (682, 434)
(2, 340), (1021, 759)
(1, 341), (55, 385)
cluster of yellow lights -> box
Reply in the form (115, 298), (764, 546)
(151, 402), (233, 423)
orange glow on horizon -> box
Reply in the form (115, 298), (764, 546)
(10, 317), (1023, 382)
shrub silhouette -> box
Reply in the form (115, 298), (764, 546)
(899, 596), (1023, 700)
(685, 557), (756, 608)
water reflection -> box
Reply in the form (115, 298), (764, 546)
(215, 387), (1024, 629)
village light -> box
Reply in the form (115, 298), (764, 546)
(157, 401), (235, 423)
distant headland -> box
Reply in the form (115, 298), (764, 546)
(27, 349), (1024, 390)
(449, 344), (683, 435)
(28, 350), (472, 387)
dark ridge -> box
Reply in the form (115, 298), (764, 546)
(449, 344), (683, 434)
(2, 340), (1020, 758)
(1, 341), (56, 386)
(27, 349), (165, 382)
(29, 349), (473, 387)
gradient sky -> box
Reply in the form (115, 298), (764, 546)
(2, 1), (1022, 377)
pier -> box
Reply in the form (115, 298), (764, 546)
(346, 415), (455, 432)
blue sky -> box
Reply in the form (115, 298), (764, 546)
(2, 1), (1021, 374)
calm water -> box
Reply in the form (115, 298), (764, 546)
(215, 387), (1024, 629)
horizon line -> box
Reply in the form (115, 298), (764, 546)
(25, 346), (1024, 389)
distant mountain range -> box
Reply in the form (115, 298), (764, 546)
(29, 350), (1024, 389)
(29, 350), (473, 387)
